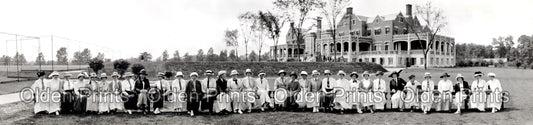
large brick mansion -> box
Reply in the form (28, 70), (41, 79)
(269, 4), (455, 68)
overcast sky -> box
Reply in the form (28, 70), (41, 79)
(1, 0), (532, 60)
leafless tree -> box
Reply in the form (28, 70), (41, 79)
(316, 0), (352, 62)
(238, 12), (260, 61)
(224, 29), (239, 59)
(257, 11), (287, 62)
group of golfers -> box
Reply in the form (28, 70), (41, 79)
(30, 68), (504, 116)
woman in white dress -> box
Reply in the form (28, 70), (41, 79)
(436, 73), (454, 112)
(333, 71), (350, 114)
(359, 71), (374, 114)
(486, 73), (503, 113)
(228, 70), (244, 114)
(372, 71), (387, 111)
(241, 69), (255, 113)
(420, 72), (435, 114)
(273, 70), (289, 110)
(470, 71), (488, 112)
(169, 71), (187, 112)
(109, 72), (124, 113)
(255, 71), (272, 111)
(296, 71), (310, 109)
(97, 73), (110, 114)
(48, 71), (62, 115)
(307, 70), (322, 113)
(31, 71), (49, 114)
(404, 74), (421, 112)
(86, 73), (99, 113)
(349, 72), (363, 113)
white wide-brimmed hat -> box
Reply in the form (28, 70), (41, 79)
(190, 72), (199, 77)
(487, 72), (496, 77)
(49, 71), (60, 78)
(77, 73), (85, 78)
(337, 70), (346, 76)
(175, 71), (184, 77)
(111, 72), (120, 77)
(157, 72), (165, 77)
(100, 73), (108, 78)
(456, 74), (464, 80)
(312, 70), (320, 75)
(424, 72), (431, 78)
(123, 72), (134, 77)
(324, 70), (331, 75)
(278, 70), (286, 75)
(350, 72), (359, 77)
(362, 71), (370, 76)
(90, 73), (98, 78)
(300, 71), (308, 76)
(230, 70), (239, 76)
(205, 70), (214, 75)
(63, 73), (72, 78)
(218, 70), (227, 76)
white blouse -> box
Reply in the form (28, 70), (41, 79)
(121, 79), (135, 91)
(256, 78), (270, 91)
(421, 80), (435, 92)
(437, 79), (454, 93)
(487, 79), (502, 92)
(373, 78), (387, 92)
(471, 79), (488, 92)
(349, 79), (360, 91)
(170, 79), (187, 91)
(62, 79), (75, 90)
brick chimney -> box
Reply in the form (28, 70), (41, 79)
(317, 17), (322, 39)
(406, 4), (412, 17)
(346, 7), (353, 14)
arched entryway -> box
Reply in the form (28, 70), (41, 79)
(359, 43), (371, 51)
(394, 41), (408, 50)
(410, 40), (427, 50)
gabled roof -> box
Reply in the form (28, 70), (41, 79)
(368, 12), (402, 23)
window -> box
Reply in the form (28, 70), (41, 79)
(420, 58), (424, 65)
(393, 27), (399, 35)
(398, 57), (403, 65)
(430, 57), (434, 65)
(366, 30), (371, 36)
(356, 31), (360, 36)
(372, 58), (376, 63)
(374, 29), (382, 35)
(372, 45), (377, 51)
(388, 57), (393, 65)
(364, 58), (369, 62)
(400, 18), (404, 22)
(436, 58), (440, 65)
(352, 20), (356, 24)
(385, 27), (390, 34)
(403, 28), (408, 34)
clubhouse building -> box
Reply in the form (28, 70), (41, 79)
(269, 4), (456, 68)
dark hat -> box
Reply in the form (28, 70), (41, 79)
(408, 74), (416, 79)
(389, 71), (400, 78)
(440, 73), (451, 78)
(164, 71), (173, 78)
(375, 71), (384, 76)
(474, 71), (483, 77)
(289, 72), (298, 78)
(350, 72), (359, 78)
(140, 69), (148, 75)
(36, 71), (46, 77)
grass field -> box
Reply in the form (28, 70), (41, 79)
(3, 67), (533, 124)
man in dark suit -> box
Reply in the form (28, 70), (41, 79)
(389, 70), (407, 111)
(135, 69), (151, 115)
(186, 72), (203, 116)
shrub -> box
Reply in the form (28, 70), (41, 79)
(131, 63), (145, 75)
(88, 58), (104, 73)
(113, 59), (131, 76)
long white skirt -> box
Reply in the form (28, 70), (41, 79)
(374, 92), (387, 110)
(214, 92), (232, 113)
(470, 92), (487, 111)
(109, 92), (124, 110)
(98, 93), (110, 112)
(435, 93), (452, 111)
(333, 91), (351, 110)
(34, 91), (49, 113)
(404, 91), (419, 108)
(273, 89), (287, 106)
(86, 93), (99, 112)
(487, 92), (503, 110)
(168, 91), (187, 111)
(454, 92), (468, 107)
(306, 92), (321, 108)
(255, 90), (272, 108)
(229, 91), (243, 111)
(296, 90), (307, 108)
(419, 92), (434, 110)
(358, 91), (374, 107)
(391, 92), (405, 109)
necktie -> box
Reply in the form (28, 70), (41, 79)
(193, 80), (196, 92)
(327, 78), (330, 88)
(378, 79), (381, 90)
(128, 79), (132, 91)
(142, 79), (145, 90)
(178, 79), (181, 90)
(67, 80), (70, 89)
(160, 80), (163, 90)
(207, 78), (210, 92)
(41, 79), (45, 89)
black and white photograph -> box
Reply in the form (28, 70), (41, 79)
(0, 0), (531, 124)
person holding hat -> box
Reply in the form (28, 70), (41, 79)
(31, 71), (49, 114)
(486, 73), (503, 113)
(286, 72), (301, 111)
(185, 72), (202, 116)
(73, 73), (89, 113)
(436, 73), (454, 112)
(169, 71), (187, 112)
(349, 72), (363, 114)
(296, 71), (311, 110)
(333, 70), (351, 114)
(152, 72), (167, 114)
(389, 70), (407, 111)
(255, 71), (272, 112)
(48, 71), (62, 115)
(273, 70), (290, 110)
(360, 71), (374, 114)
(321, 70), (336, 112)
(214, 70), (231, 114)
(453, 74), (470, 114)
(228, 70), (244, 114)
(241, 69), (255, 113)
(108, 72), (124, 113)
(420, 72), (435, 114)
(61, 73), (76, 113)
(97, 73), (111, 114)
(372, 71), (387, 111)
(308, 70), (322, 113)
(404, 74), (421, 112)
(86, 73), (99, 114)
(201, 70), (217, 114)
(120, 72), (137, 114)
(470, 71), (488, 112)
(134, 69), (151, 115)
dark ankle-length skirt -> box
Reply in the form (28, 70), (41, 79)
(61, 90), (76, 113)
(122, 91), (137, 110)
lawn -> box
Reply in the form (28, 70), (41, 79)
(4, 67), (533, 124)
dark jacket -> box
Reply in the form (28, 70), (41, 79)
(287, 79), (301, 92)
(134, 76), (151, 93)
(453, 81), (470, 95)
(390, 78), (407, 92)
(185, 80), (203, 100)
(216, 78), (228, 94)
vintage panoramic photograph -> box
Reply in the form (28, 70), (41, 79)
(0, 0), (532, 124)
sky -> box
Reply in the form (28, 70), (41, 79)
(1, 0), (532, 61)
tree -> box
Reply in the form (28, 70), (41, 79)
(0, 55), (11, 65)
(258, 11), (287, 62)
(72, 48), (92, 65)
(224, 29), (239, 59)
(161, 50), (169, 62)
(95, 52), (105, 60)
(173, 50), (181, 62)
(405, 2), (447, 70)
(113, 59), (131, 76)
(183, 52), (193, 62)
(197, 49), (205, 61)
(274, 0), (317, 62)
(138, 52), (152, 62)
(56, 47), (68, 65)
(206, 47), (217, 61)
(316, 0), (351, 61)
(219, 50), (228, 61)
(131, 63), (145, 75)
(88, 58), (104, 73)
(517, 35), (533, 68)
(239, 12), (261, 61)
(492, 36), (514, 58)
(249, 50), (258, 61)
(229, 50), (238, 61)
(35, 52), (45, 65)
(252, 17), (268, 62)
(13, 52), (27, 64)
